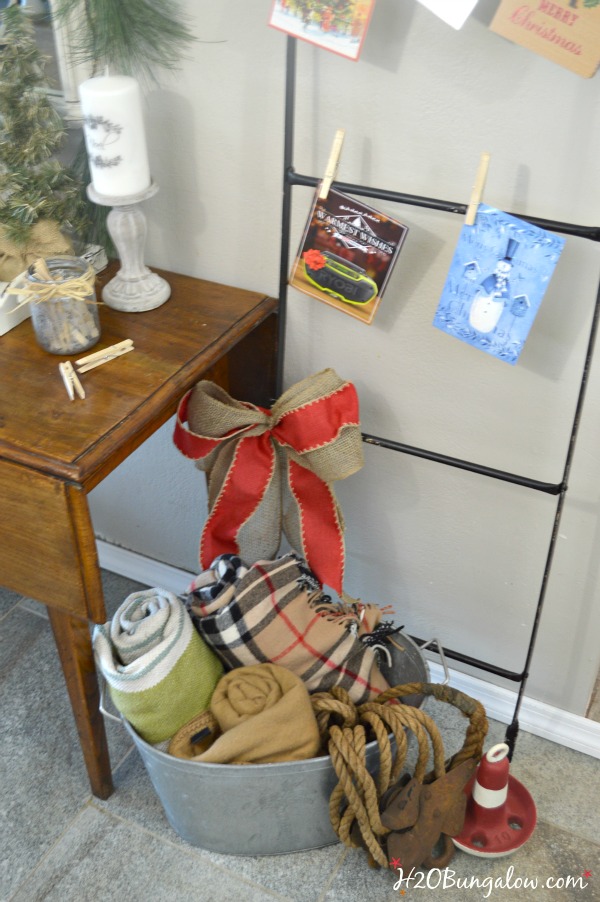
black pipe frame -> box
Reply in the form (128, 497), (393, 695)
(277, 37), (600, 758)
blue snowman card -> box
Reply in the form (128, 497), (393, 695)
(433, 205), (565, 365)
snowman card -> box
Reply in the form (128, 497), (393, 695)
(433, 205), (565, 365)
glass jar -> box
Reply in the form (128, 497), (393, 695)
(27, 256), (100, 355)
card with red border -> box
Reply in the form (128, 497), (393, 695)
(269, 1), (376, 61)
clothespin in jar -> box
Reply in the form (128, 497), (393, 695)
(58, 361), (85, 401)
(33, 257), (54, 281)
(318, 128), (346, 200)
(465, 151), (491, 226)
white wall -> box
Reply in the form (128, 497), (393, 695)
(88, 0), (600, 717)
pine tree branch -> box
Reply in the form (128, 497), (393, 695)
(52, 0), (196, 80)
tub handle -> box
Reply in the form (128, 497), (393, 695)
(419, 637), (450, 685)
(98, 674), (123, 725)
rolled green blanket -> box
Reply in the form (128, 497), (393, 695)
(93, 588), (223, 744)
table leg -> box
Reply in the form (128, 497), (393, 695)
(48, 607), (114, 800)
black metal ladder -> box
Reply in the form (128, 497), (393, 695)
(275, 36), (600, 758)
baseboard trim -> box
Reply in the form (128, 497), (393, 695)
(426, 662), (600, 759)
(97, 540), (196, 596)
(96, 540), (600, 760)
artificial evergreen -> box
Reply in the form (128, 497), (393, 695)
(0, 6), (86, 249)
(53, 0), (195, 81)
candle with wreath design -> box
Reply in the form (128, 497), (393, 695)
(79, 76), (151, 198)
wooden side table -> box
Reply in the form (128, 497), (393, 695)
(0, 265), (278, 798)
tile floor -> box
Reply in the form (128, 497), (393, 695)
(1, 570), (598, 901)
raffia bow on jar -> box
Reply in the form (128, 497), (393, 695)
(11, 255), (100, 354)
(173, 368), (364, 596)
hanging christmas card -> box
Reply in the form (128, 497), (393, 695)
(490, 0), (600, 79)
(268, 1), (376, 62)
(415, 0), (480, 30)
(289, 187), (409, 325)
(433, 204), (565, 365)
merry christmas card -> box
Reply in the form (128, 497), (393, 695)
(490, 0), (600, 78)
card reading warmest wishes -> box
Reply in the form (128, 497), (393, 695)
(289, 187), (409, 325)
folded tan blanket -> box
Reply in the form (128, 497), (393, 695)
(168, 663), (322, 764)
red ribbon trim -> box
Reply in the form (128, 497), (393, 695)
(273, 382), (359, 454)
(200, 433), (275, 568)
(173, 391), (257, 460)
(287, 459), (345, 593)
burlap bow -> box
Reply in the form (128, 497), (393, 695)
(173, 369), (364, 593)
(0, 221), (73, 282)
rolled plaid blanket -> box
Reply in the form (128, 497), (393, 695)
(93, 588), (223, 744)
(168, 663), (322, 764)
(186, 553), (390, 704)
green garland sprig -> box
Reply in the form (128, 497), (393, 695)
(53, 0), (196, 80)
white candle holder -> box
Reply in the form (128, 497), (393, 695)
(86, 181), (171, 312)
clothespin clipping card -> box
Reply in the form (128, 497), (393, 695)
(465, 152), (491, 226)
(318, 128), (346, 201)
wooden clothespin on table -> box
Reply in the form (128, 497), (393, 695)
(318, 128), (346, 201)
(465, 152), (491, 226)
(58, 339), (134, 400)
(75, 339), (134, 373)
(58, 361), (85, 401)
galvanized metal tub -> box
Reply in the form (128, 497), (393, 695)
(122, 632), (429, 855)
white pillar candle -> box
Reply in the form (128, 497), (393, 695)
(78, 76), (152, 199)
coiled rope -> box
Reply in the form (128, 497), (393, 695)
(311, 682), (488, 868)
